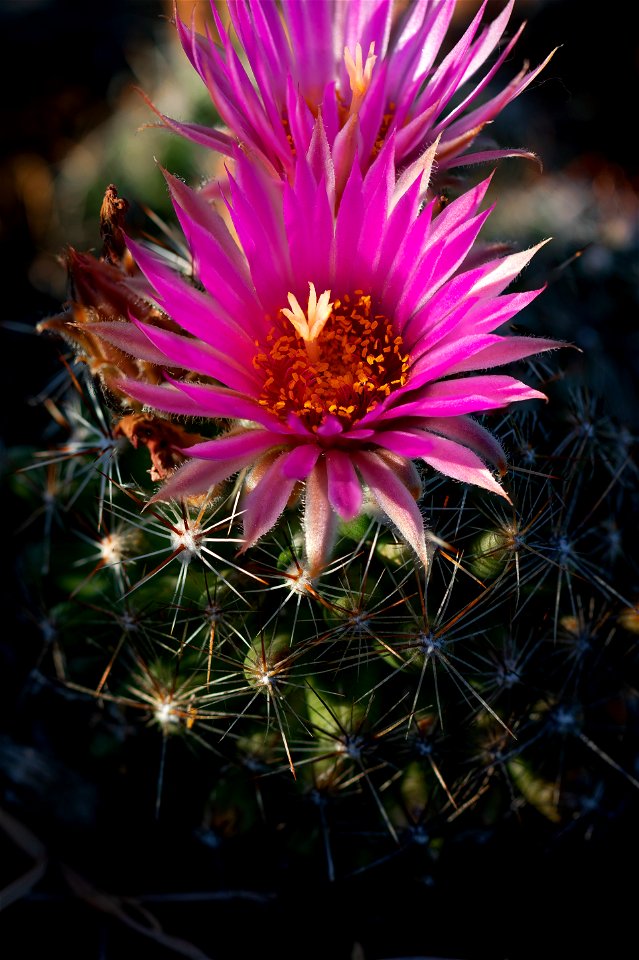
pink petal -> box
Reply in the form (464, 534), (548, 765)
(284, 156), (334, 293)
(130, 319), (260, 394)
(467, 241), (551, 299)
(316, 415), (345, 438)
(390, 0), (456, 77)
(395, 207), (494, 331)
(394, 375), (547, 417)
(304, 459), (340, 578)
(420, 416), (506, 472)
(163, 375), (289, 431)
(151, 451), (256, 503)
(165, 171), (258, 320)
(281, 444), (322, 481)
(426, 174), (494, 249)
(375, 428), (509, 498)
(409, 333), (501, 388)
(353, 450), (428, 566)
(127, 238), (257, 359)
(184, 430), (285, 462)
(443, 335), (566, 375)
(87, 322), (174, 366)
(326, 449), (363, 521)
(390, 135), (439, 209)
(441, 48), (558, 157)
(135, 91), (235, 155)
(377, 178), (429, 278)
(453, 0), (516, 89)
(241, 453), (298, 550)
(284, 0), (334, 100)
(406, 286), (543, 355)
(422, 435), (510, 503)
(408, 333), (562, 386)
(335, 160), (365, 284)
(447, 147), (542, 169)
(109, 377), (198, 416)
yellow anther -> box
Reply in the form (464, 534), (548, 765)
(280, 282), (333, 362)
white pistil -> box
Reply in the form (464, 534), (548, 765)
(344, 41), (376, 116)
(281, 282), (333, 362)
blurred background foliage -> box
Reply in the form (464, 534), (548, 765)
(2, 1), (638, 958)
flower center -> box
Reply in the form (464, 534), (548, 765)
(254, 283), (409, 431)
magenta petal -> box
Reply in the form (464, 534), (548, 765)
(283, 0), (334, 101)
(280, 444), (322, 481)
(109, 377), (198, 416)
(334, 161), (365, 290)
(165, 172), (258, 320)
(455, 0), (515, 88)
(408, 334), (500, 388)
(406, 287), (543, 364)
(230, 1), (290, 106)
(390, 0), (455, 78)
(326, 450), (363, 521)
(377, 177), (425, 278)
(309, 113), (336, 194)
(395, 207), (494, 331)
(375, 429), (509, 498)
(163, 375), (289, 431)
(449, 147), (542, 169)
(391, 138), (439, 209)
(316, 415), (344, 438)
(131, 319), (260, 394)
(443, 335), (565, 375)
(426, 174), (494, 249)
(225, 160), (292, 305)
(184, 430), (285, 462)
(152, 452), (256, 503)
(284, 154), (334, 293)
(441, 47), (558, 160)
(163, 169), (247, 271)
(468, 241), (551, 299)
(421, 416), (506, 471)
(354, 451), (428, 566)
(409, 330), (559, 387)
(87, 322), (173, 366)
(155, 114), (235, 155)
(361, 128), (395, 211)
(241, 454), (298, 550)
(395, 375), (547, 417)
(341, 427), (376, 441)
(451, 289), (544, 340)
(127, 238), (257, 359)
(285, 76), (315, 158)
(304, 459), (339, 579)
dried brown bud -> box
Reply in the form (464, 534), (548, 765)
(113, 413), (208, 482)
(100, 183), (132, 267)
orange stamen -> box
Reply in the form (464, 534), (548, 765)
(254, 287), (409, 431)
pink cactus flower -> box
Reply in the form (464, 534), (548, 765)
(93, 134), (560, 570)
(159, 0), (554, 190)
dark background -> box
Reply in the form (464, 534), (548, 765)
(1, 2), (638, 957)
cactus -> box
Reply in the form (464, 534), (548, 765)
(5, 2), (638, 958)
